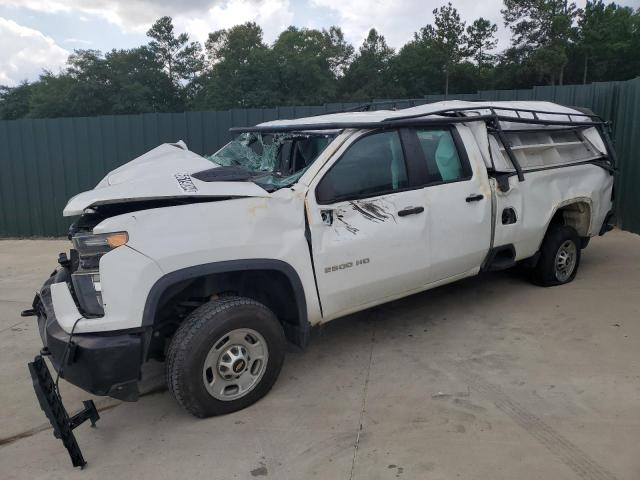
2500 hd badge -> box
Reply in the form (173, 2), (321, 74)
(325, 258), (370, 273)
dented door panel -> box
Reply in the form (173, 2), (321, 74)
(307, 190), (430, 320)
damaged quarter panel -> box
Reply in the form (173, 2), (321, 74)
(492, 164), (613, 260)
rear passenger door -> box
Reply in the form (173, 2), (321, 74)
(306, 129), (431, 320)
(412, 126), (492, 282)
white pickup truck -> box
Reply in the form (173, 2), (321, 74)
(27, 101), (615, 422)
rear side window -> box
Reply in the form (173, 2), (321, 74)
(316, 131), (408, 204)
(415, 129), (466, 183)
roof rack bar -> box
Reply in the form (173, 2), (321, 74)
(229, 114), (497, 133)
(597, 123), (618, 170)
(313, 99), (422, 117)
(383, 105), (603, 123)
(229, 114), (605, 134)
(489, 119), (525, 182)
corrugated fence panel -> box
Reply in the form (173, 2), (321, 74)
(611, 78), (640, 234)
(1, 80), (638, 236)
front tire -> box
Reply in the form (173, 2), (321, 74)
(532, 225), (581, 287)
(166, 297), (286, 417)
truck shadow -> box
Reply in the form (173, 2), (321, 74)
(133, 267), (525, 417)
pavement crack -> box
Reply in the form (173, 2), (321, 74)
(0, 385), (166, 449)
(0, 320), (28, 334)
(349, 325), (375, 480)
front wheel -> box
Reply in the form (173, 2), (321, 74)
(532, 225), (581, 287)
(166, 297), (286, 417)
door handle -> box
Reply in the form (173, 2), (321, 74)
(465, 194), (484, 202)
(398, 206), (424, 217)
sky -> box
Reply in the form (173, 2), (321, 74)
(1, 0), (639, 86)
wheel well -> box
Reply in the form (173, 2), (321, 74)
(550, 201), (591, 237)
(145, 265), (308, 358)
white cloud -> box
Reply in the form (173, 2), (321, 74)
(0, 0), (291, 39)
(63, 38), (92, 45)
(177, 0), (294, 44)
(0, 17), (69, 86)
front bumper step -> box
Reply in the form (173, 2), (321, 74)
(28, 355), (100, 468)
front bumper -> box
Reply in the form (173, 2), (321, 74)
(34, 271), (145, 401)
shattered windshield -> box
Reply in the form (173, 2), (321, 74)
(206, 132), (337, 190)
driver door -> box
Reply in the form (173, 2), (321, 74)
(305, 129), (431, 320)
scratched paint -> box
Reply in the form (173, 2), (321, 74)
(350, 199), (396, 223)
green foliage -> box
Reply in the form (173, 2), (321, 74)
(576, 1), (639, 83)
(196, 23), (276, 109)
(269, 26), (354, 105)
(0, 81), (31, 119)
(339, 29), (399, 100)
(466, 18), (498, 66)
(502, 0), (580, 84)
(0, 5), (638, 120)
(146, 16), (204, 86)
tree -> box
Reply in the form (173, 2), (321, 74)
(195, 23), (277, 109)
(103, 47), (181, 113)
(466, 18), (498, 66)
(432, 3), (468, 94)
(271, 26), (353, 105)
(146, 16), (204, 87)
(577, 1), (638, 84)
(2, 9), (639, 120)
(0, 82), (32, 119)
(27, 71), (76, 118)
(502, 0), (580, 85)
(340, 28), (399, 100)
(391, 27), (443, 96)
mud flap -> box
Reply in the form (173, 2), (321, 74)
(27, 355), (100, 468)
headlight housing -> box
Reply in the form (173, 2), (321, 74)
(71, 231), (128, 315)
(72, 232), (128, 269)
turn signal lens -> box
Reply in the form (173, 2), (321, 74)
(106, 232), (128, 248)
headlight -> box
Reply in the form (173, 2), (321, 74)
(70, 231), (128, 316)
(72, 231), (128, 269)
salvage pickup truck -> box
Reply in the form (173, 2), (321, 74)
(27, 101), (615, 427)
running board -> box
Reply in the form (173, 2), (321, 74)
(481, 244), (517, 272)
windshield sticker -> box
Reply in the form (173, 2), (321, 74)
(175, 173), (198, 193)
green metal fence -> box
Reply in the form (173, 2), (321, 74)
(1, 78), (638, 237)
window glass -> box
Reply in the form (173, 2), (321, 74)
(415, 129), (465, 183)
(207, 132), (336, 190)
(316, 131), (408, 203)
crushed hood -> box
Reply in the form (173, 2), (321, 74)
(63, 141), (269, 216)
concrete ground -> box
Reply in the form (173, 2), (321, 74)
(0, 230), (639, 480)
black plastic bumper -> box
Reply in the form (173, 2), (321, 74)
(34, 272), (144, 401)
(599, 210), (615, 236)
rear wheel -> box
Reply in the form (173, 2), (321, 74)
(532, 225), (581, 286)
(166, 296), (286, 417)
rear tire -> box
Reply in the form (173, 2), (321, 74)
(532, 225), (581, 287)
(166, 296), (286, 418)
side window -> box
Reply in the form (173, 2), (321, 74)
(415, 129), (467, 183)
(316, 131), (408, 204)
